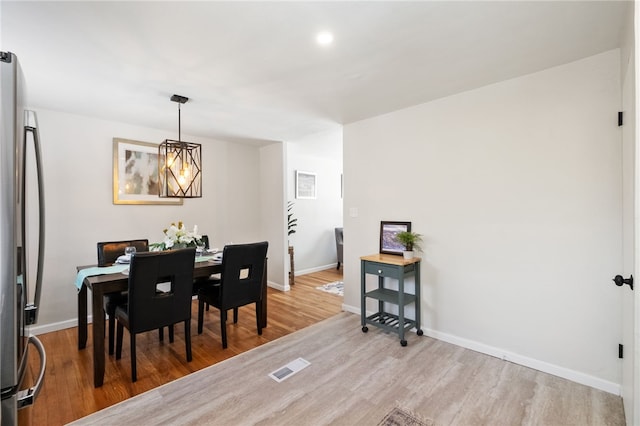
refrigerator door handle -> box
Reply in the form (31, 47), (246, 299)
(17, 335), (46, 409)
(23, 110), (45, 325)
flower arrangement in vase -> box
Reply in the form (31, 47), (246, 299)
(150, 221), (203, 251)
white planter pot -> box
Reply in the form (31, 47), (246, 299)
(403, 250), (414, 260)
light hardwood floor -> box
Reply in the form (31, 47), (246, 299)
(21, 267), (626, 425)
(19, 268), (344, 426)
(70, 312), (626, 426)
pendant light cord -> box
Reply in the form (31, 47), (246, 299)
(178, 103), (182, 142)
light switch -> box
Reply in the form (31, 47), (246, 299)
(349, 207), (358, 217)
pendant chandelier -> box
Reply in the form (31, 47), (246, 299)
(159, 94), (202, 198)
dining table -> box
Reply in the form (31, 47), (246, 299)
(76, 256), (268, 387)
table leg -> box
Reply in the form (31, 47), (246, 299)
(91, 288), (106, 387)
(360, 260), (366, 327)
(398, 273), (406, 344)
(77, 284), (87, 350)
(260, 259), (268, 328)
(377, 275), (384, 317)
(415, 261), (421, 331)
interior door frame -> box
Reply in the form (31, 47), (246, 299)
(631, 4), (640, 423)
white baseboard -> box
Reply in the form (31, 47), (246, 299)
(424, 328), (621, 396)
(342, 303), (360, 315)
(29, 317), (82, 335)
(295, 263), (338, 276)
(340, 303), (620, 396)
(268, 280), (290, 292)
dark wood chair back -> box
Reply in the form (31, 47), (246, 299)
(196, 241), (268, 348)
(219, 241), (268, 309)
(97, 239), (149, 266)
(126, 248), (195, 333)
(114, 248), (195, 381)
(201, 235), (210, 249)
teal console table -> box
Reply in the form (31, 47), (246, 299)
(360, 253), (423, 346)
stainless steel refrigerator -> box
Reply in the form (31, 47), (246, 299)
(0, 51), (46, 425)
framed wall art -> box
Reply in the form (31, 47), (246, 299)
(113, 138), (183, 205)
(296, 170), (317, 199)
(379, 221), (411, 255)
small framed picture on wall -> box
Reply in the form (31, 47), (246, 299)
(296, 170), (317, 199)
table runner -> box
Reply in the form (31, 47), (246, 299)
(75, 256), (218, 289)
(75, 264), (130, 290)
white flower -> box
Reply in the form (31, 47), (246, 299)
(150, 221), (202, 250)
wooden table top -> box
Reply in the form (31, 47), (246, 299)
(360, 253), (421, 266)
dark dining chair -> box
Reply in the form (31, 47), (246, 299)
(114, 248), (196, 382)
(197, 241), (268, 349)
(97, 239), (149, 267)
(96, 238), (149, 355)
(193, 235), (220, 308)
(201, 234), (210, 250)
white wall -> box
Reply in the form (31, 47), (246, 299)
(286, 128), (343, 274)
(260, 142), (287, 290)
(30, 108), (266, 329)
(343, 50), (623, 393)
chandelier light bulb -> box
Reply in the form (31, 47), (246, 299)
(166, 152), (175, 168)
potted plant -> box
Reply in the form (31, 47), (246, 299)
(287, 201), (298, 286)
(287, 201), (297, 238)
(395, 231), (423, 259)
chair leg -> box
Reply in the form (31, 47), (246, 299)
(115, 322), (124, 360)
(197, 300), (205, 334)
(130, 332), (137, 382)
(184, 319), (192, 362)
(256, 302), (263, 336)
(108, 315), (116, 355)
(169, 324), (174, 343)
(233, 307), (238, 324)
(159, 326), (164, 342)
(220, 309), (228, 349)
(336, 262), (341, 270)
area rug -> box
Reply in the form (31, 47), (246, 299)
(315, 281), (343, 296)
(377, 407), (435, 426)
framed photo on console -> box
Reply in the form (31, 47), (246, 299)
(379, 221), (411, 255)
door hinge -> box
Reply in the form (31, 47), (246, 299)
(619, 343), (624, 359)
(618, 111), (624, 126)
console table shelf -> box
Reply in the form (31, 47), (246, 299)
(364, 288), (416, 305)
(360, 253), (423, 346)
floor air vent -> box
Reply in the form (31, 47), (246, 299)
(268, 357), (310, 383)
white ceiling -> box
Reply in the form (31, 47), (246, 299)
(1, 1), (630, 146)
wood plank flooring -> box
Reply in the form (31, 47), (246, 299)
(18, 268), (343, 426)
(21, 267), (626, 425)
(69, 312), (625, 426)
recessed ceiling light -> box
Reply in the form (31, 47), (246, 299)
(316, 31), (334, 46)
